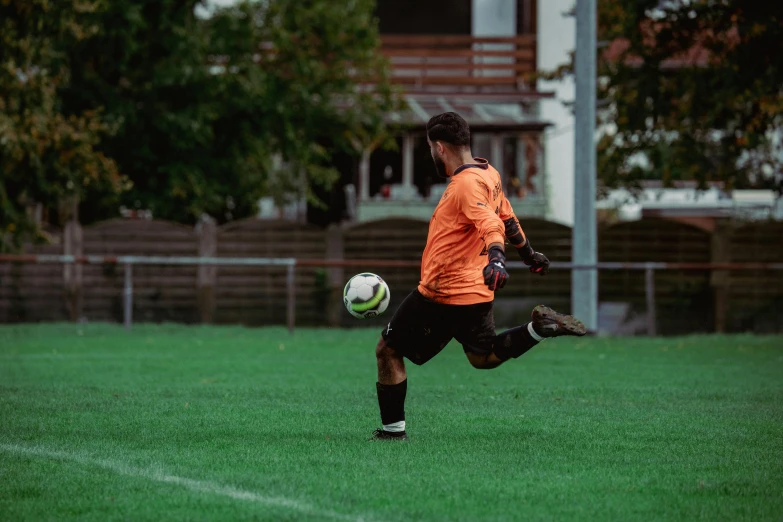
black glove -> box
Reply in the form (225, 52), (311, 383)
(483, 246), (509, 291)
(518, 241), (550, 276)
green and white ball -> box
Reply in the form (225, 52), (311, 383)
(343, 273), (391, 319)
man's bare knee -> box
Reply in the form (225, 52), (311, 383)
(376, 338), (400, 360)
(376, 337), (406, 384)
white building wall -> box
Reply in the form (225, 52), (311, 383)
(472, 0), (516, 35)
(538, 0), (575, 225)
(473, 0), (576, 224)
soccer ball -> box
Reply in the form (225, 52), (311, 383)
(343, 273), (391, 319)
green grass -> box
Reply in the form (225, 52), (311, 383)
(1, 324), (782, 521)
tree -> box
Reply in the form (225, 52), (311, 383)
(549, 0), (783, 194)
(2, 0), (401, 239)
(0, 0), (125, 252)
(61, 0), (402, 224)
(204, 0), (402, 214)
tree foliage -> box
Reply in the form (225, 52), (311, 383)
(552, 0), (783, 194)
(203, 0), (401, 213)
(2, 0), (401, 248)
(62, 0), (400, 224)
(0, 0), (124, 252)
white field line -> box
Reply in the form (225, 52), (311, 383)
(0, 353), (176, 360)
(0, 443), (372, 522)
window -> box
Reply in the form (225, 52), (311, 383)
(375, 0), (472, 35)
(369, 139), (403, 198)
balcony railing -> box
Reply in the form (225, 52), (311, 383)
(381, 34), (537, 91)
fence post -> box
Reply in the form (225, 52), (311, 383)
(325, 224), (345, 327)
(286, 262), (296, 334)
(711, 220), (731, 333)
(196, 216), (217, 323)
(645, 265), (657, 336)
(63, 219), (83, 321)
(123, 262), (133, 331)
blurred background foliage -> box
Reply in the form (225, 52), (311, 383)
(541, 0), (782, 196)
(1, 0), (402, 250)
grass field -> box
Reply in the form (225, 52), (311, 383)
(1, 324), (782, 521)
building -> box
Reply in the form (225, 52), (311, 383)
(281, 0), (556, 226)
(598, 184), (783, 231)
(354, 0), (552, 223)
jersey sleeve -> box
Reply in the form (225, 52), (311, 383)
(499, 196), (528, 248)
(454, 175), (506, 248)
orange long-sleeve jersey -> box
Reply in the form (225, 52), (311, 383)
(417, 158), (527, 305)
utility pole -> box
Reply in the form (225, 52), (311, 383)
(572, 0), (598, 332)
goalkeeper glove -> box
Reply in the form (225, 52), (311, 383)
(518, 241), (550, 276)
(483, 246), (509, 291)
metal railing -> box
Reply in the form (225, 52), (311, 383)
(1, 254), (782, 334)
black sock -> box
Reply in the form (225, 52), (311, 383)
(376, 379), (407, 428)
(492, 323), (539, 361)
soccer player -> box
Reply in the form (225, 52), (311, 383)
(371, 112), (587, 441)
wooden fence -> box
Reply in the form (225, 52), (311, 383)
(214, 219), (325, 326)
(723, 222), (783, 332)
(599, 219), (714, 334)
(381, 34), (536, 90)
(1, 217), (781, 333)
(0, 226), (63, 322)
(81, 219), (198, 324)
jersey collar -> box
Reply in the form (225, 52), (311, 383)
(453, 158), (489, 176)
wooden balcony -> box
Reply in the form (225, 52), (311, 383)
(381, 34), (537, 92)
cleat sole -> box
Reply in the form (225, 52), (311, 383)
(532, 305), (587, 337)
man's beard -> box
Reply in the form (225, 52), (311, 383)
(432, 154), (448, 179)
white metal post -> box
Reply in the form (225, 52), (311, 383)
(572, 0), (598, 331)
(359, 149), (371, 202)
(123, 263), (133, 331)
(402, 133), (414, 199)
(286, 263), (295, 334)
(645, 265), (657, 336)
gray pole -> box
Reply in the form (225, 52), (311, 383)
(572, 0), (598, 331)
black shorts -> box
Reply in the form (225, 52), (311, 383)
(381, 289), (495, 365)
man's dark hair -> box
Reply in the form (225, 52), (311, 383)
(426, 112), (470, 148)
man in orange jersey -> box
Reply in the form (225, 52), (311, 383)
(371, 112), (586, 441)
